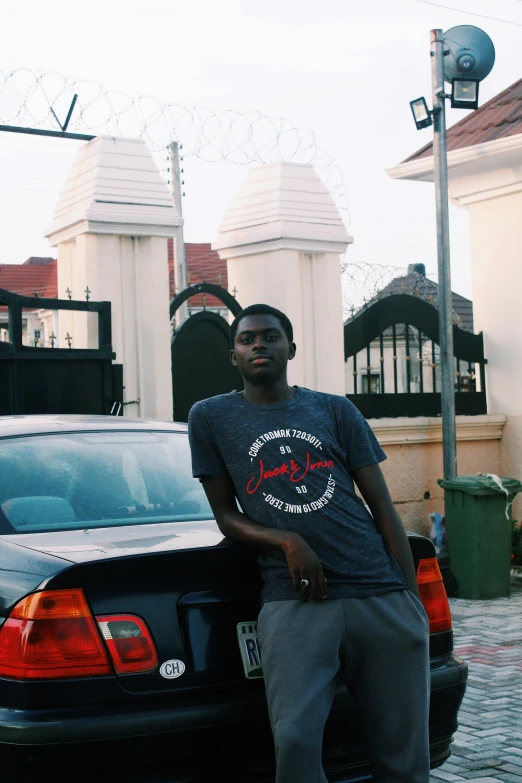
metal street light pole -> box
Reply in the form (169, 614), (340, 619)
(168, 141), (188, 328)
(431, 28), (457, 479)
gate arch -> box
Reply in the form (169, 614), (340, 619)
(170, 283), (242, 320)
(170, 284), (243, 422)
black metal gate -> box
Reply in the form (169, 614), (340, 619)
(344, 293), (487, 418)
(0, 288), (123, 416)
(170, 283), (243, 422)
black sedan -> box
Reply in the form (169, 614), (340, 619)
(0, 415), (467, 782)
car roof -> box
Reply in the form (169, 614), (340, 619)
(0, 415), (188, 438)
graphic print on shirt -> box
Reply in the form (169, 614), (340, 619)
(246, 428), (336, 514)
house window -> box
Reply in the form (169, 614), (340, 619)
(362, 373), (381, 394)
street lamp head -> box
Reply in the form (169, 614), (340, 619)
(441, 26), (494, 111)
(410, 97), (433, 130)
(443, 25), (495, 80)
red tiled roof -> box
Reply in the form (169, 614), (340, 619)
(404, 77), (522, 163)
(0, 260), (58, 315)
(23, 257), (55, 266)
(0, 259), (58, 309)
(167, 240), (228, 308)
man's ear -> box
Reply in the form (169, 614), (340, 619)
(288, 342), (297, 361)
(230, 349), (237, 366)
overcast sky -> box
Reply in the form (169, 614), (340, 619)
(1, 0), (522, 303)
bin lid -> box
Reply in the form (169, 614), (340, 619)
(438, 475), (522, 497)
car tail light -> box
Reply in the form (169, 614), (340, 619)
(0, 589), (111, 679)
(416, 558), (452, 634)
(96, 615), (158, 674)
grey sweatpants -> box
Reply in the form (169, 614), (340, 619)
(257, 589), (430, 783)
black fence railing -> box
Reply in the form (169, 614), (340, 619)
(344, 294), (487, 419)
(0, 288), (122, 416)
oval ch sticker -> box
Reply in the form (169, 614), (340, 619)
(160, 659), (185, 679)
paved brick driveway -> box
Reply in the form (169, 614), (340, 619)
(430, 582), (522, 783)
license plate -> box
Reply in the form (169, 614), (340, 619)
(237, 621), (263, 679)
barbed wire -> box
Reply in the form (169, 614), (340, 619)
(0, 68), (350, 223)
(342, 261), (407, 317)
(3, 68), (441, 319)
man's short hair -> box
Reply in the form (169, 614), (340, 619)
(230, 304), (294, 347)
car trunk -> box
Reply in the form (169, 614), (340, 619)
(84, 546), (264, 693)
(6, 523), (447, 696)
(6, 521), (263, 694)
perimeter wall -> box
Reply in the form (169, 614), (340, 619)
(370, 414), (506, 535)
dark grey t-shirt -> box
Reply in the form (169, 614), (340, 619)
(188, 387), (406, 602)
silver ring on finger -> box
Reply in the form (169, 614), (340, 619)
(301, 579), (310, 588)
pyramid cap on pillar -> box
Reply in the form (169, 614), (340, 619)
(46, 136), (183, 245)
(212, 161), (352, 258)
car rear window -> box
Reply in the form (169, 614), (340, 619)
(0, 431), (214, 533)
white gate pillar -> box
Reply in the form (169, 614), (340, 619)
(46, 136), (182, 420)
(212, 162), (352, 395)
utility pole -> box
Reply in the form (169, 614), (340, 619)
(168, 141), (187, 327)
(431, 29), (457, 479)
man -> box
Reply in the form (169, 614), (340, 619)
(188, 303), (429, 783)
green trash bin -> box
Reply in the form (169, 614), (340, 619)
(438, 475), (522, 599)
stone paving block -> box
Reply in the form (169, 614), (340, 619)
(498, 766), (522, 775)
(476, 729), (514, 738)
(466, 753), (507, 762)
(481, 712), (508, 718)
(458, 778), (503, 783)
(471, 739), (510, 748)
(431, 769), (466, 781)
(455, 742), (479, 751)
(444, 762), (469, 774)
(466, 760), (503, 770)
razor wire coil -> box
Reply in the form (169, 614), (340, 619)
(1, 68), (433, 314)
(0, 68), (349, 220)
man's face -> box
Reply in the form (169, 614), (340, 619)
(231, 314), (296, 383)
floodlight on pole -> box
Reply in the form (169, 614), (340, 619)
(451, 79), (479, 109)
(409, 25), (495, 480)
(410, 98), (433, 130)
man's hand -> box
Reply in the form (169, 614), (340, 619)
(200, 475), (327, 600)
(282, 533), (328, 601)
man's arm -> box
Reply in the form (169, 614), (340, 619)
(350, 463), (421, 600)
(200, 474), (327, 601)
